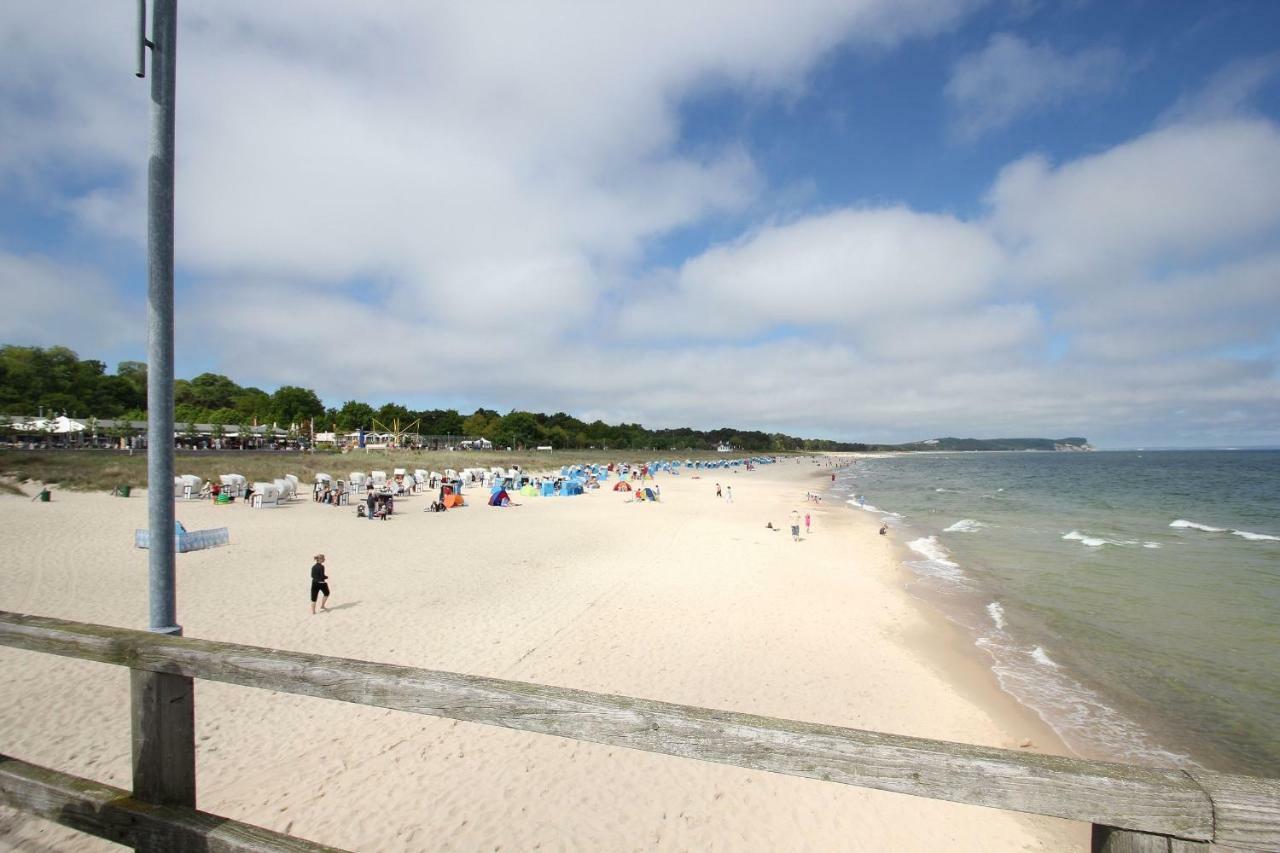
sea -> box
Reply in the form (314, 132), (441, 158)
(833, 450), (1279, 776)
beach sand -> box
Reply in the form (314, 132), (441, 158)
(0, 458), (1087, 851)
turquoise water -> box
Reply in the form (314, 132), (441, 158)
(835, 450), (1280, 776)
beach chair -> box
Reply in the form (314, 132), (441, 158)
(251, 482), (279, 508)
(220, 474), (247, 498)
(175, 474), (202, 501)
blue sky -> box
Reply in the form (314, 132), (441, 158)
(2, 1), (1279, 447)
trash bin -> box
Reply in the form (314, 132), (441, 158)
(37, 489), (51, 502)
(117, 484), (132, 497)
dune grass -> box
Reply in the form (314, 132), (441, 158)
(0, 448), (768, 493)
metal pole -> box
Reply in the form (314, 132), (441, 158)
(145, 0), (179, 637)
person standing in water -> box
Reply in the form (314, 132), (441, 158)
(310, 554), (330, 614)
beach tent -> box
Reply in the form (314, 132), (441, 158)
(49, 415), (86, 434)
(284, 474), (301, 497)
(613, 481), (632, 492)
(315, 473), (332, 485)
(440, 484), (465, 508)
(643, 488), (658, 501)
(273, 478), (294, 501)
(561, 481), (584, 496)
(371, 470), (387, 488)
(350, 472), (367, 492)
(487, 490), (511, 507)
(519, 484), (538, 497)
(540, 481), (556, 497)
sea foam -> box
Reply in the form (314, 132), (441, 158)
(1233, 530), (1280, 542)
(944, 519), (987, 533)
(1031, 646), (1058, 668)
(986, 601), (1007, 631)
(1170, 519), (1279, 541)
(1062, 530), (1108, 547)
(1170, 519), (1226, 533)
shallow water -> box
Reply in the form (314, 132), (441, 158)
(837, 450), (1280, 775)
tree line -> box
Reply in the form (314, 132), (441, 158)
(0, 345), (871, 452)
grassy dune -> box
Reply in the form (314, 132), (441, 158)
(0, 448), (769, 493)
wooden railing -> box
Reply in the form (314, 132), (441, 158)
(1, 610), (1276, 852)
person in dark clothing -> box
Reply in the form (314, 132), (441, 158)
(310, 554), (330, 614)
(366, 491), (376, 522)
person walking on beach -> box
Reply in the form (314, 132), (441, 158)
(715, 483), (722, 499)
(789, 510), (801, 541)
(725, 485), (733, 503)
(310, 554), (330, 614)
(804, 511), (811, 535)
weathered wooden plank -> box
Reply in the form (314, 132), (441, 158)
(1186, 769), (1280, 851)
(0, 610), (1254, 843)
(131, 669), (196, 832)
(1092, 825), (1174, 852)
(0, 753), (347, 852)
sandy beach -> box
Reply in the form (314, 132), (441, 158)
(0, 457), (1087, 851)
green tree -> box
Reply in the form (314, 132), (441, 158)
(232, 387), (273, 423)
(374, 402), (412, 426)
(270, 385), (324, 427)
(335, 400), (375, 431)
(493, 411), (541, 449)
(188, 373), (241, 411)
(461, 409), (497, 439)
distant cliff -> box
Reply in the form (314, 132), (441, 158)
(885, 437), (1093, 452)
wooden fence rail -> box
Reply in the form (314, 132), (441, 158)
(0, 754), (344, 852)
(1, 611), (1277, 851)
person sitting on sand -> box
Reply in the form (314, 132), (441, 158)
(310, 554), (330, 614)
(879, 523), (888, 535)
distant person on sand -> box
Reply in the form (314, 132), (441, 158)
(879, 523), (888, 535)
(310, 554), (330, 614)
(804, 512), (811, 534)
(725, 485), (733, 503)
(789, 510), (801, 541)
(715, 483), (722, 498)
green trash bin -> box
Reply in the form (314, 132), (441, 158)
(117, 484), (132, 497)
(36, 489), (51, 502)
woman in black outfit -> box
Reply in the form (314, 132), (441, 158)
(310, 554), (330, 614)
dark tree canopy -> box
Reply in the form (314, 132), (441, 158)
(0, 344), (875, 451)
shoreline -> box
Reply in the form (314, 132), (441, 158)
(815, 466), (1073, 759)
(0, 457), (1086, 851)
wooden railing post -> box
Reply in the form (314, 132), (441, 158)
(1091, 825), (1210, 852)
(131, 670), (196, 850)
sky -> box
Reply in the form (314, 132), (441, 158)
(2, 1), (1279, 448)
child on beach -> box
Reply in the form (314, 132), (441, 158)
(715, 483), (722, 498)
(310, 554), (330, 614)
(804, 512), (811, 534)
(789, 510), (801, 541)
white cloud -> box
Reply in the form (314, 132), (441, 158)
(987, 119), (1280, 286)
(0, 250), (139, 351)
(946, 33), (1123, 139)
(1160, 53), (1280, 126)
(622, 207), (1005, 337)
(3, 5), (1280, 446)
